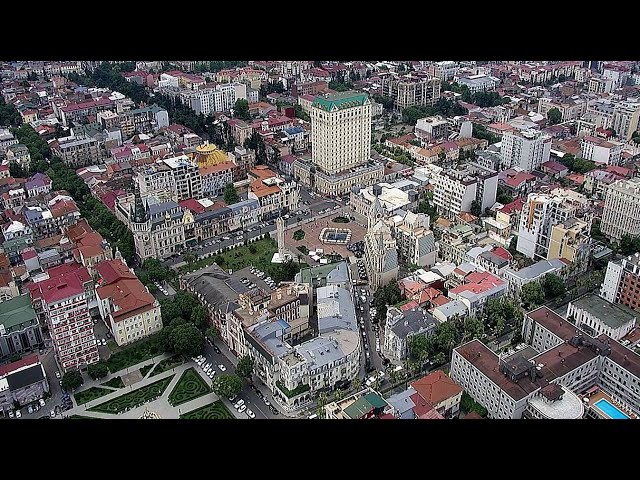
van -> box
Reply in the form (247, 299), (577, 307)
(308, 414), (318, 419)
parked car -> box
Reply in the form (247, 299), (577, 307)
(39, 398), (45, 407)
(246, 409), (256, 419)
(218, 364), (227, 372)
(237, 404), (247, 414)
(213, 346), (221, 355)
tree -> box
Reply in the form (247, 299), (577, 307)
(206, 326), (219, 343)
(408, 334), (431, 366)
(212, 374), (243, 398)
(547, 107), (562, 125)
(497, 192), (513, 205)
(463, 316), (484, 340)
(520, 282), (545, 310)
(87, 361), (109, 380)
(233, 99), (251, 121)
(236, 355), (255, 379)
(542, 273), (566, 299)
(170, 323), (204, 357)
(183, 252), (197, 265)
(470, 200), (482, 217)
(618, 234), (640, 256)
(61, 370), (83, 392)
(223, 183), (239, 205)
(351, 377), (362, 392)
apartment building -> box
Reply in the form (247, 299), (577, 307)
(0, 355), (49, 417)
(383, 306), (438, 361)
(380, 74), (441, 112)
(30, 264), (98, 372)
(135, 155), (202, 202)
(0, 295), (44, 363)
(180, 83), (247, 115)
(580, 135), (624, 166)
(448, 271), (507, 315)
(57, 97), (114, 126)
(119, 104), (169, 137)
(456, 74), (499, 93)
(566, 293), (636, 341)
(428, 61), (459, 81)
(0, 128), (18, 155)
(500, 129), (551, 171)
(247, 166), (300, 220)
(601, 177), (640, 241)
(504, 258), (567, 297)
(50, 136), (102, 168)
(415, 116), (449, 142)
(199, 161), (235, 197)
(6, 144), (31, 170)
(432, 163), (498, 219)
(537, 96), (587, 122)
(547, 217), (592, 269)
(394, 211), (437, 268)
(601, 253), (640, 313)
(95, 259), (163, 347)
(266, 283), (311, 343)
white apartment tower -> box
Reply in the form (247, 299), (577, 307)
(311, 91), (372, 175)
(500, 129), (552, 171)
(601, 177), (640, 241)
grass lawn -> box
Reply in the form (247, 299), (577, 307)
(88, 376), (174, 414)
(168, 368), (211, 406)
(106, 335), (162, 373)
(75, 387), (112, 405)
(150, 355), (186, 377)
(180, 400), (234, 419)
(69, 415), (97, 419)
(179, 237), (277, 275)
(101, 376), (125, 389)
(139, 363), (154, 378)
(332, 216), (350, 223)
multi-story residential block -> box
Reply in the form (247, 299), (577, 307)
(504, 258), (567, 296)
(432, 163), (498, 219)
(51, 136), (102, 168)
(380, 74), (441, 112)
(0, 295), (44, 363)
(580, 135), (624, 166)
(601, 177), (640, 241)
(227, 146), (256, 181)
(6, 144), (31, 170)
(0, 128), (18, 155)
(0, 355), (49, 417)
(95, 259), (163, 347)
(135, 155), (202, 202)
(57, 97), (114, 126)
(611, 101), (640, 141)
(516, 193), (578, 260)
(547, 217), (592, 269)
(29, 264), (98, 372)
(428, 61), (459, 81)
(2, 220), (34, 265)
(394, 211), (437, 268)
(588, 76), (615, 94)
(537, 96), (587, 122)
(199, 162), (235, 198)
(364, 198), (399, 290)
(415, 116), (449, 142)
(500, 129), (551, 171)
(349, 181), (420, 221)
(247, 166), (299, 220)
(583, 169), (624, 198)
(448, 271), (507, 315)
(456, 74), (499, 93)
(291, 80), (329, 98)
(383, 305), (437, 361)
(600, 253), (640, 314)
(566, 293), (636, 341)
(266, 283), (311, 343)
(24, 173), (52, 198)
(180, 83), (247, 115)
(119, 104), (169, 137)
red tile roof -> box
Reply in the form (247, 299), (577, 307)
(411, 370), (463, 406)
(38, 269), (86, 304)
(499, 198), (524, 214)
(400, 300), (419, 312)
(95, 259), (137, 285)
(97, 278), (156, 322)
(0, 354), (39, 377)
(179, 198), (206, 214)
(491, 246), (513, 261)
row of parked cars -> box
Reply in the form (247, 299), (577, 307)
(356, 259), (368, 281)
(193, 355), (226, 380)
(154, 281), (170, 296)
(249, 267), (277, 290)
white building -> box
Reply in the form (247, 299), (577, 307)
(181, 82), (248, 115)
(580, 135), (624, 166)
(455, 74), (499, 94)
(516, 193), (576, 260)
(248, 166), (300, 220)
(504, 258), (567, 296)
(415, 116), (449, 142)
(393, 211), (437, 268)
(363, 198), (399, 290)
(500, 129), (551, 171)
(600, 259), (625, 303)
(311, 91), (371, 175)
(601, 177), (640, 241)
(199, 162), (235, 198)
(567, 293), (636, 341)
(135, 155), (202, 203)
(349, 181), (420, 220)
(432, 163), (498, 218)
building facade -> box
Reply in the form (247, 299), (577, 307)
(601, 177), (640, 241)
(500, 129), (551, 171)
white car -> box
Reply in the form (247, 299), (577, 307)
(237, 404), (247, 414)
(39, 398), (45, 407)
(208, 371), (215, 379)
(204, 363), (211, 370)
(234, 399), (245, 409)
(218, 364), (227, 372)
(15, 409), (22, 418)
(50, 410), (56, 418)
(102, 339), (107, 346)
(55, 371), (61, 379)
(246, 409), (256, 419)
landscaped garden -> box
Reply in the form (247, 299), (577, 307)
(180, 400), (234, 419)
(293, 229), (305, 241)
(179, 237), (277, 274)
(275, 380), (310, 398)
(332, 216), (350, 223)
(106, 335), (162, 373)
(74, 387), (112, 405)
(101, 376), (125, 389)
(139, 364), (154, 378)
(297, 245), (310, 255)
(88, 376), (174, 414)
(168, 368), (211, 406)
(149, 355), (186, 377)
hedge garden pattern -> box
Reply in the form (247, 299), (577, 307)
(180, 400), (234, 419)
(168, 368), (211, 406)
(88, 376), (174, 414)
(74, 387), (112, 405)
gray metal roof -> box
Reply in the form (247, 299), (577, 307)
(297, 336), (344, 370)
(385, 387), (417, 419)
(507, 258), (565, 280)
(316, 285), (358, 334)
(571, 293), (636, 329)
(434, 299), (468, 318)
(389, 308), (438, 339)
(326, 262), (350, 284)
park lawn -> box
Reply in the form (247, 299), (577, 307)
(88, 376), (174, 414)
(180, 400), (234, 419)
(168, 368), (211, 406)
(139, 363), (154, 378)
(180, 237), (277, 275)
(101, 376), (125, 389)
(149, 355), (186, 377)
(75, 387), (112, 405)
(106, 335), (162, 373)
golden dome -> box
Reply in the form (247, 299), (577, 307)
(194, 143), (228, 167)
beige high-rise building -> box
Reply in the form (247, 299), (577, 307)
(311, 91), (372, 175)
(601, 177), (640, 241)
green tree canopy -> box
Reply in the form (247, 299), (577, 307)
(520, 282), (546, 310)
(233, 99), (251, 121)
(206, 326), (219, 342)
(170, 323), (204, 357)
(542, 273), (566, 299)
(61, 370), (83, 392)
(236, 355), (255, 379)
(223, 184), (239, 205)
(87, 361), (109, 380)
(547, 107), (562, 125)
(618, 234), (640, 256)
(212, 374), (243, 398)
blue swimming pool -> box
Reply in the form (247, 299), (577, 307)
(593, 399), (630, 419)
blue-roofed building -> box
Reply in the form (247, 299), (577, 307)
(279, 125), (309, 153)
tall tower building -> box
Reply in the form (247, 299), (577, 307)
(601, 177), (640, 241)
